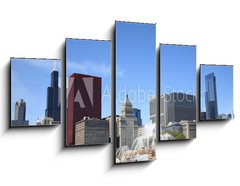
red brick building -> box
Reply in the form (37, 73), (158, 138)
(66, 73), (101, 146)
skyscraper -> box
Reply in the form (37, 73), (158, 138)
(160, 93), (196, 127)
(205, 73), (218, 120)
(45, 70), (60, 122)
(66, 73), (101, 146)
(132, 108), (142, 126)
(14, 99), (26, 121)
(12, 99), (29, 126)
(150, 96), (156, 124)
(118, 95), (140, 148)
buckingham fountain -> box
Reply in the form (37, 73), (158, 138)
(116, 95), (156, 163)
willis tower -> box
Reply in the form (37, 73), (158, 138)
(45, 70), (60, 122)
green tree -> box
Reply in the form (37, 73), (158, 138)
(167, 131), (186, 140)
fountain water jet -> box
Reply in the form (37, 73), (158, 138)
(161, 133), (175, 140)
(116, 120), (156, 163)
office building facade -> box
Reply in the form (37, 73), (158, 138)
(66, 73), (101, 145)
(160, 93), (196, 127)
(75, 118), (109, 145)
(180, 120), (196, 139)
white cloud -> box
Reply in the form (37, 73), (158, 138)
(67, 60), (110, 77)
(67, 60), (126, 79)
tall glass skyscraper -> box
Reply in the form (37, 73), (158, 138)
(132, 108), (142, 126)
(205, 73), (218, 120)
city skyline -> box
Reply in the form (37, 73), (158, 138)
(115, 21), (156, 163)
(66, 38), (111, 119)
(200, 65), (233, 116)
(116, 21), (156, 125)
(115, 94), (156, 163)
(11, 58), (61, 125)
(66, 39), (111, 146)
(160, 44), (196, 140)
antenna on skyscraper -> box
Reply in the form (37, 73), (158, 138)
(53, 61), (57, 71)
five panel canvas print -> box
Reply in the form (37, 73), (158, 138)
(114, 21), (156, 163)
(160, 44), (197, 141)
(65, 38), (111, 146)
(11, 58), (61, 127)
(200, 65), (233, 121)
(9, 22), (234, 165)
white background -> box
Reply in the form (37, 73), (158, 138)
(0, 0), (239, 186)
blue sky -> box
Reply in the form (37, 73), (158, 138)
(116, 22), (156, 124)
(11, 58), (61, 125)
(160, 44), (196, 96)
(200, 65), (233, 114)
(66, 39), (111, 118)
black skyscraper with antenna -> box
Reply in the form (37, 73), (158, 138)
(45, 70), (60, 122)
